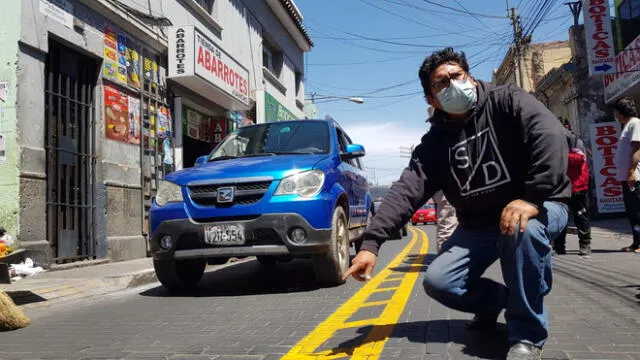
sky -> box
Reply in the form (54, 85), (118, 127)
(295, 0), (581, 185)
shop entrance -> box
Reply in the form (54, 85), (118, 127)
(44, 40), (99, 262)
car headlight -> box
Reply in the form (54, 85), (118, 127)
(155, 180), (183, 206)
(275, 170), (325, 197)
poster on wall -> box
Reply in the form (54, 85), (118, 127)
(127, 96), (141, 145)
(157, 106), (171, 139)
(104, 84), (129, 143)
(212, 117), (228, 145)
(116, 32), (128, 84)
(590, 122), (625, 214)
(126, 38), (141, 89)
(186, 108), (201, 140)
(103, 22), (118, 82)
(143, 52), (158, 91)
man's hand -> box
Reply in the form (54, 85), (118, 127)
(343, 250), (377, 282)
(628, 169), (636, 189)
(500, 199), (540, 236)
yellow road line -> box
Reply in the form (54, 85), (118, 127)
(281, 227), (429, 359)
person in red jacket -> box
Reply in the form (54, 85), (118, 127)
(554, 125), (592, 256)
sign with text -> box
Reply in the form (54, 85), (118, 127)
(583, 0), (616, 76)
(168, 26), (249, 108)
(603, 34), (640, 103)
(590, 122), (625, 213)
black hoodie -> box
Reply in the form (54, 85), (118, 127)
(361, 80), (570, 255)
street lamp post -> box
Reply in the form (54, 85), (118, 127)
(305, 92), (365, 104)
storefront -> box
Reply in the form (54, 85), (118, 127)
(167, 25), (252, 169)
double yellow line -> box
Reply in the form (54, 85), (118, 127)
(282, 227), (429, 359)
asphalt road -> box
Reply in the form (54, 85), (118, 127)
(2, 225), (640, 360)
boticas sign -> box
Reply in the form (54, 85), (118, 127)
(603, 33), (640, 103)
(582, 0), (616, 75)
(590, 122), (625, 213)
(168, 26), (250, 109)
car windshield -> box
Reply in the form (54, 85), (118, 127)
(209, 121), (331, 160)
(422, 203), (436, 210)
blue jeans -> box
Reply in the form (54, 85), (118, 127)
(422, 201), (568, 347)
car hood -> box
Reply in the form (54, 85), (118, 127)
(165, 154), (330, 186)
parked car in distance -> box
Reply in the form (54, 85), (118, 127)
(148, 119), (373, 291)
(373, 197), (408, 238)
(411, 203), (437, 225)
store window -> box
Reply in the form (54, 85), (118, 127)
(262, 39), (283, 78)
(618, 0), (640, 47)
(295, 71), (303, 97)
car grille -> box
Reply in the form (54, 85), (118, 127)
(188, 181), (272, 207)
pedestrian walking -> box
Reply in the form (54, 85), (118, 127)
(344, 47), (569, 360)
(427, 108), (459, 252)
(613, 97), (640, 253)
(431, 191), (458, 252)
(553, 126), (592, 256)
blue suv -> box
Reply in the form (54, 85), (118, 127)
(149, 119), (373, 290)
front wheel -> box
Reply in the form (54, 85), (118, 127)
(313, 206), (350, 286)
(153, 259), (206, 292)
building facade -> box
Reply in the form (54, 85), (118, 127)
(492, 41), (572, 93)
(0, 0), (312, 267)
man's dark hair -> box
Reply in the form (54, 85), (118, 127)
(418, 47), (470, 97)
(613, 97), (639, 118)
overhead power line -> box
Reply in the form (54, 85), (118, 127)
(420, 0), (508, 19)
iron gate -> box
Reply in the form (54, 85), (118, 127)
(44, 40), (98, 262)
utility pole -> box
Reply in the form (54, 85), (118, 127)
(509, 7), (526, 90)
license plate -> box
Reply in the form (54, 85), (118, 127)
(204, 224), (245, 245)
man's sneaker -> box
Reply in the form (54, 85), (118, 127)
(506, 342), (542, 360)
(466, 312), (499, 330)
(553, 248), (566, 255)
(579, 244), (591, 256)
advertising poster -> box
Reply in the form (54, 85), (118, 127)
(186, 108), (201, 140)
(199, 117), (210, 143)
(212, 117), (227, 145)
(126, 39), (141, 89)
(116, 32), (128, 84)
(143, 53), (158, 90)
(590, 122), (625, 213)
(127, 96), (141, 145)
(103, 22), (118, 82)
(104, 84), (129, 143)
(157, 106), (171, 139)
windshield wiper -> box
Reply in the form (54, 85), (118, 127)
(208, 155), (237, 162)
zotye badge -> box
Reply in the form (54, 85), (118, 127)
(217, 187), (234, 203)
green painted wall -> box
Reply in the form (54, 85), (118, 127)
(0, 1), (22, 240)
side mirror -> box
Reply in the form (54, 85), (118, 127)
(341, 144), (366, 160)
(194, 155), (208, 167)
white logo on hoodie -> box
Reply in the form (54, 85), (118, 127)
(449, 127), (511, 196)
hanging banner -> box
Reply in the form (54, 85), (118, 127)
(104, 84), (129, 143)
(590, 122), (625, 213)
(583, 0), (616, 76)
(116, 32), (128, 84)
(127, 96), (141, 145)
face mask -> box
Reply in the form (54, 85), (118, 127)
(436, 78), (477, 115)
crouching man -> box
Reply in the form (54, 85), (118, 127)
(344, 47), (569, 360)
